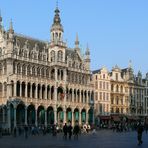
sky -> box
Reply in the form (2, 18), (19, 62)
(0, 0), (148, 76)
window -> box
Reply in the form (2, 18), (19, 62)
(37, 67), (40, 76)
(46, 69), (49, 78)
(103, 92), (105, 100)
(41, 68), (45, 77)
(100, 81), (102, 89)
(17, 64), (21, 74)
(24, 51), (27, 58)
(96, 75), (97, 80)
(22, 65), (26, 75)
(27, 65), (31, 75)
(111, 98), (113, 104)
(103, 82), (105, 89)
(95, 82), (98, 89)
(51, 50), (55, 62)
(32, 67), (36, 76)
(116, 73), (118, 80)
(116, 97), (119, 105)
(100, 92), (102, 100)
(103, 74), (105, 79)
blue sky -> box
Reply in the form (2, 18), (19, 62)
(1, 0), (148, 76)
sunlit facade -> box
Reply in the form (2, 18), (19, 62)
(0, 7), (94, 130)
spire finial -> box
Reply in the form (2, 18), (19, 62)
(85, 43), (90, 55)
(56, 0), (58, 8)
(129, 60), (132, 68)
(0, 10), (2, 28)
(9, 19), (14, 33)
(75, 33), (79, 47)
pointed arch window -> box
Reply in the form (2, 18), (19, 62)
(22, 64), (26, 75)
(27, 65), (31, 75)
(37, 67), (40, 76)
(51, 50), (55, 62)
(32, 66), (36, 76)
(17, 64), (21, 74)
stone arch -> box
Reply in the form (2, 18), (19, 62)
(77, 90), (80, 103)
(74, 108), (79, 124)
(27, 104), (35, 125)
(16, 81), (20, 97)
(66, 107), (72, 123)
(16, 103), (25, 126)
(51, 86), (54, 100)
(51, 69), (55, 80)
(37, 84), (41, 99)
(22, 82), (26, 97)
(42, 85), (45, 99)
(47, 106), (54, 125)
(81, 108), (86, 124)
(57, 86), (64, 101)
(37, 105), (45, 125)
(74, 89), (76, 102)
(47, 85), (50, 100)
(27, 83), (31, 98)
(32, 83), (36, 98)
(88, 108), (93, 125)
(57, 107), (63, 124)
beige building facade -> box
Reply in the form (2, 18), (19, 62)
(0, 7), (94, 129)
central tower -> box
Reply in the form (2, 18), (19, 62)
(50, 6), (64, 42)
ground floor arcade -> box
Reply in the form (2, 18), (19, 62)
(0, 100), (94, 130)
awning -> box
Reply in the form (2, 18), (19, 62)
(111, 116), (121, 122)
(99, 116), (111, 120)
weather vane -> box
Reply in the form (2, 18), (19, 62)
(56, 0), (59, 8)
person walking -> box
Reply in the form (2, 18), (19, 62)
(137, 122), (144, 146)
(63, 123), (68, 140)
(24, 125), (28, 139)
(67, 123), (73, 140)
(73, 123), (80, 140)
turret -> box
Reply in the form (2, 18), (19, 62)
(74, 33), (80, 53)
(7, 20), (14, 53)
(50, 7), (63, 42)
(85, 44), (90, 70)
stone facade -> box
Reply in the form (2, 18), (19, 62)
(0, 7), (94, 129)
(93, 64), (148, 124)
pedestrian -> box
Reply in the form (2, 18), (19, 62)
(13, 127), (17, 137)
(63, 123), (68, 140)
(67, 123), (73, 140)
(137, 122), (144, 146)
(73, 123), (80, 140)
(24, 125), (28, 139)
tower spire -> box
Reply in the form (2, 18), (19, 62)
(50, 4), (64, 42)
(75, 33), (79, 48)
(0, 10), (2, 29)
(9, 19), (14, 33)
(85, 43), (90, 55)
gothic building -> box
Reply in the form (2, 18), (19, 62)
(0, 7), (94, 129)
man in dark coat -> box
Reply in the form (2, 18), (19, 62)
(67, 123), (73, 140)
(137, 122), (144, 145)
(63, 123), (68, 140)
(73, 123), (80, 140)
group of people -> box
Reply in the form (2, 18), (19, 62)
(62, 123), (80, 140)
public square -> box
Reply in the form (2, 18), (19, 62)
(0, 130), (148, 148)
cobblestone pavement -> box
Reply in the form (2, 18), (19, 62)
(0, 130), (148, 148)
